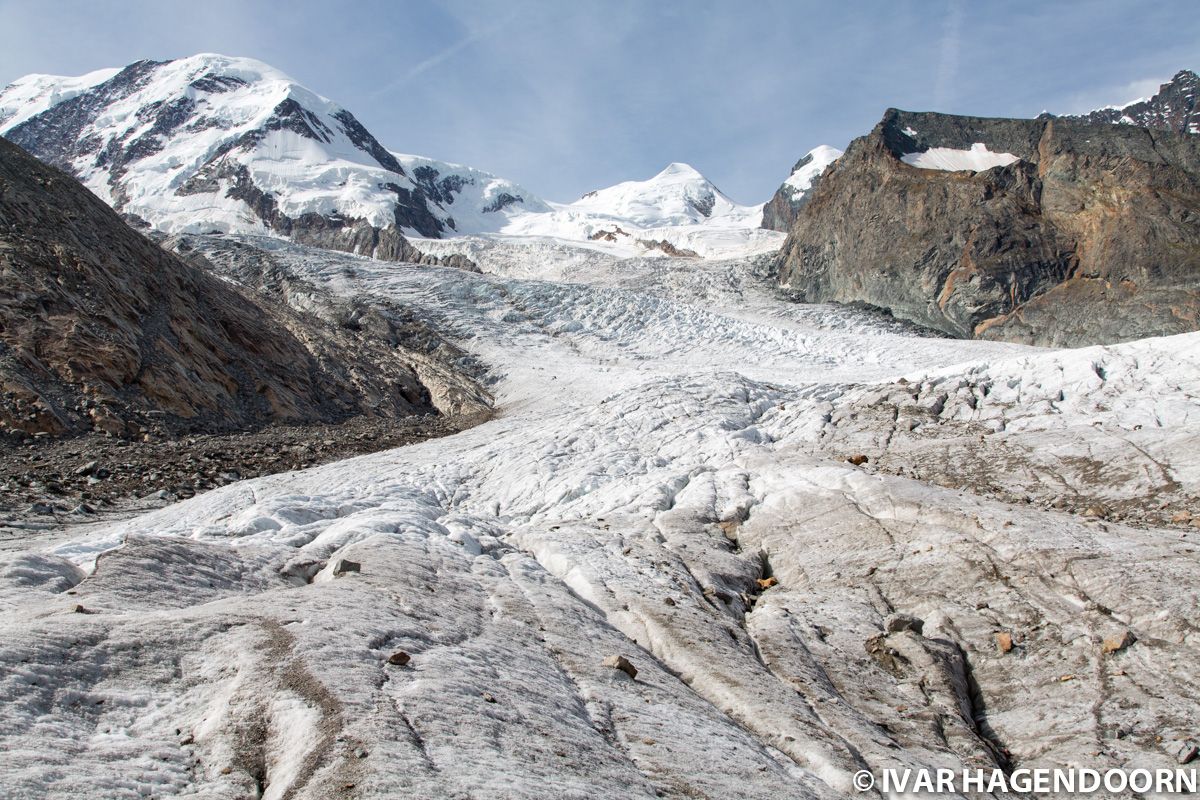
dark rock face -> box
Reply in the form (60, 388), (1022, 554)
(411, 164), (470, 209)
(776, 108), (1200, 347)
(0, 137), (474, 440)
(1051, 70), (1199, 135)
(687, 191), (715, 218)
(481, 192), (523, 214)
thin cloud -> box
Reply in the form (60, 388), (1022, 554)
(370, 12), (516, 99)
(933, 0), (964, 111)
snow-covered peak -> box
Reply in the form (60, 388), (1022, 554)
(0, 54), (447, 239)
(569, 162), (741, 227)
(782, 145), (843, 193)
(654, 161), (705, 179)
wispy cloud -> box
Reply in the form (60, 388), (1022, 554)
(933, 0), (964, 110)
(370, 11), (516, 99)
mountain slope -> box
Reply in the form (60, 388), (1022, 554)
(761, 145), (842, 231)
(775, 107), (1200, 347)
(1054, 69), (1199, 134)
(0, 54), (459, 261)
(0, 135), (483, 440)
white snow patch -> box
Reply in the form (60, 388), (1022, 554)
(901, 143), (1019, 172)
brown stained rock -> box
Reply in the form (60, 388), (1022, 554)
(756, 577), (779, 590)
(864, 634), (908, 675)
(995, 632), (1014, 653)
(716, 519), (740, 539)
(1171, 510), (1192, 524)
(1102, 630), (1137, 655)
(602, 654), (638, 679)
(1171, 740), (1199, 765)
(387, 651), (411, 666)
(637, 239), (699, 258)
(847, 454), (869, 466)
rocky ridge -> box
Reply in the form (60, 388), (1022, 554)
(1051, 69), (1199, 134)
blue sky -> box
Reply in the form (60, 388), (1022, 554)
(1, 0), (1196, 203)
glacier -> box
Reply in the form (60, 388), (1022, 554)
(1, 233), (1197, 799)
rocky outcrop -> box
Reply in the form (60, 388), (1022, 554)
(775, 108), (1200, 346)
(1051, 69), (1198, 134)
(637, 238), (699, 258)
(760, 177), (806, 231)
(0, 137), (484, 440)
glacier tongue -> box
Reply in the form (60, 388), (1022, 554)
(2, 239), (1198, 799)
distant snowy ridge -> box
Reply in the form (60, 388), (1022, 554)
(0, 53), (780, 260)
(393, 153), (552, 233)
(487, 161), (783, 258)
